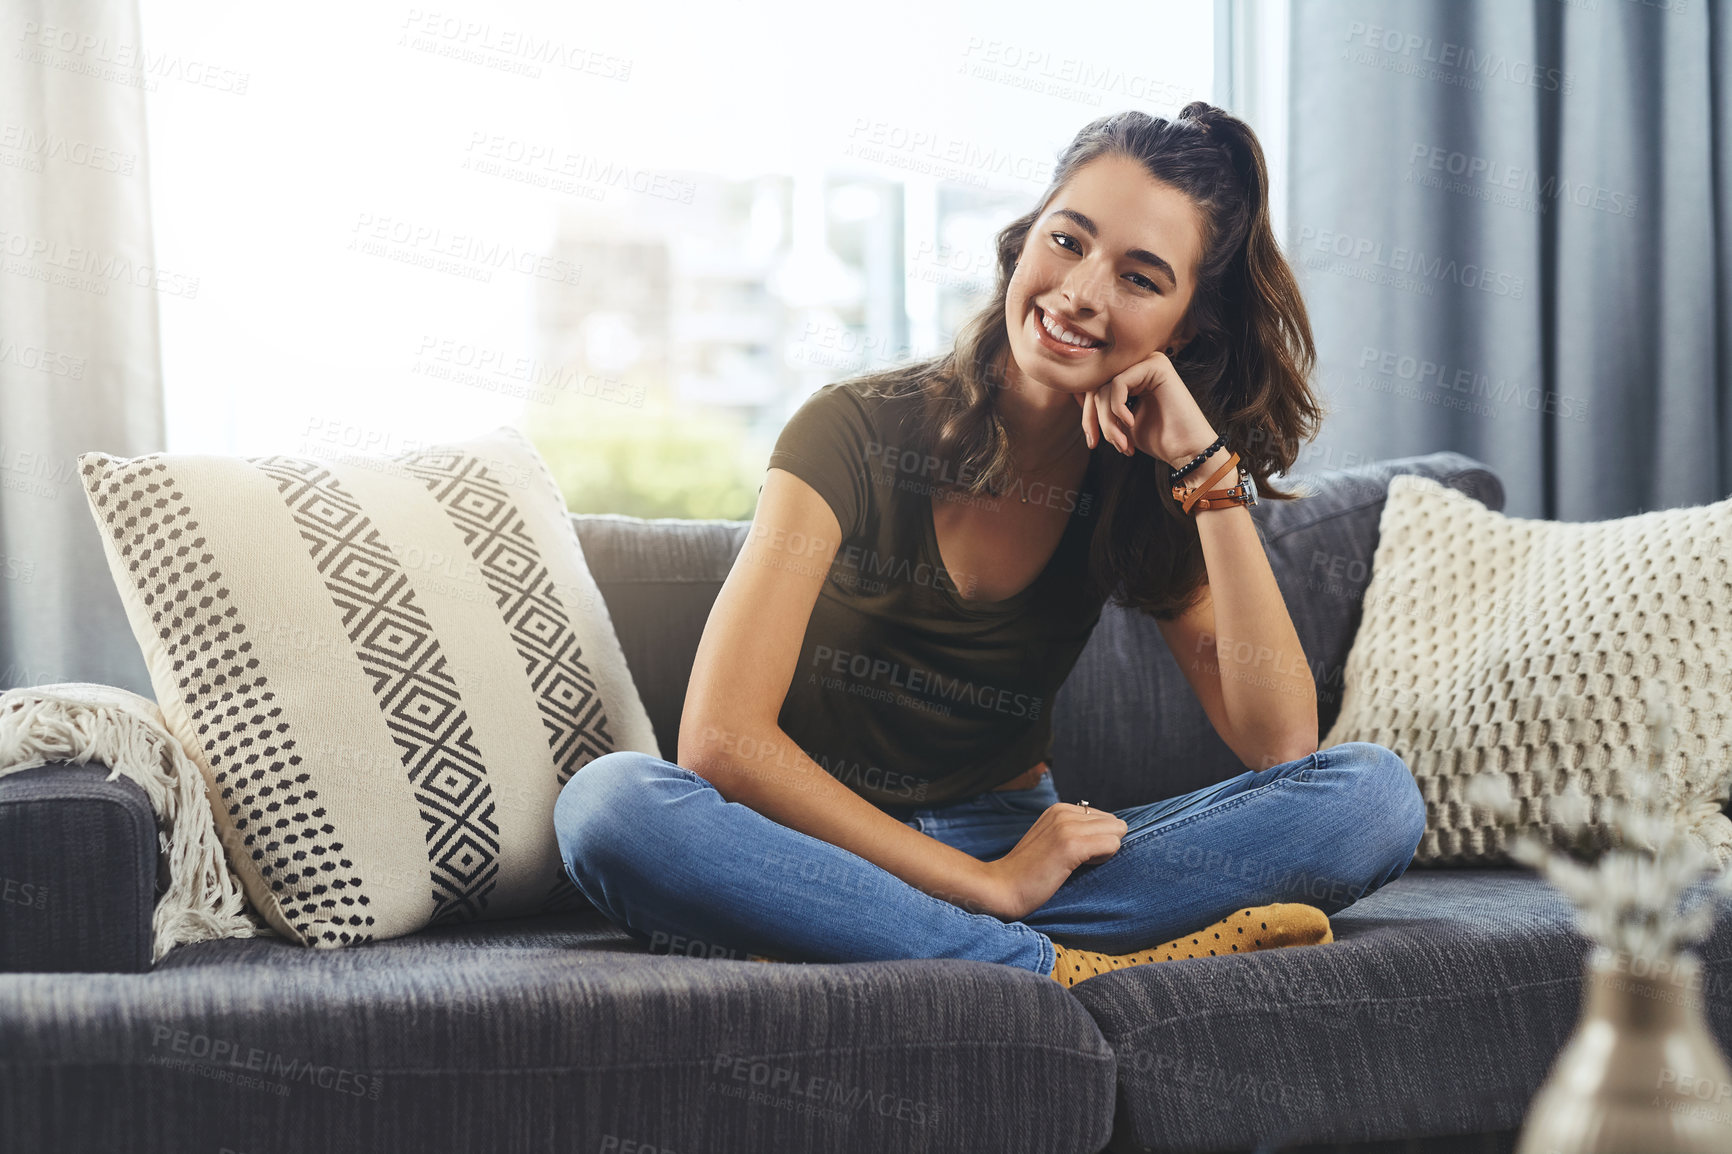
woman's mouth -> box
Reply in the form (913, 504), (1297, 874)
(1032, 305), (1105, 357)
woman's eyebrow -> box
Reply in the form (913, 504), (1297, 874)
(1049, 207), (1177, 288)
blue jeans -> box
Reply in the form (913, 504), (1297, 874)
(553, 742), (1427, 978)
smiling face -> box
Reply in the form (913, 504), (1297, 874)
(1004, 152), (1207, 395)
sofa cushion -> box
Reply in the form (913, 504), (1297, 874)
(1322, 475), (1732, 867)
(572, 514), (747, 767)
(0, 910), (1116, 1154)
(1047, 452), (1505, 814)
(1069, 867), (1732, 1153)
(77, 428), (660, 947)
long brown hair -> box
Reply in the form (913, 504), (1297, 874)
(848, 102), (1321, 618)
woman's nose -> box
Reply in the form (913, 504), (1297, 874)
(1060, 259), (1110, 314)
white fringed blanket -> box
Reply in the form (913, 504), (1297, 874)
(0, 682), (270, 962)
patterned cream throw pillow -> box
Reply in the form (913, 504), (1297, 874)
(1322, 475), (1732, 867)
(78, 426), (659, 946)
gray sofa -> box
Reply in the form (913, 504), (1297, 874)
(3, 450), (1728, 1154)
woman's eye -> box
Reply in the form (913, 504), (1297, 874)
(1051, 233), (1159, 292)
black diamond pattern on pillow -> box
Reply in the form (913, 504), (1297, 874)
(80, 457), (377, 946)
(395, 448), (615, 912)
(253, 456), (501, 925)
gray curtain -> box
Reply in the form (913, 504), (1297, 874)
(1287, 0), (1731, 520)
(0, 0), (163, 694)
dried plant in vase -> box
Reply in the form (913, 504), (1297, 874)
(1465, 682), (1732, 1153)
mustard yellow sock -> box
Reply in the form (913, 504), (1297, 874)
(1047, 903), (1334, 988)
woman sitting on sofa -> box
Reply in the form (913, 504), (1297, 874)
(554, 102), (1428, 987)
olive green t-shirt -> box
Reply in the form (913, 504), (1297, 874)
(761, 377), (1107, 814)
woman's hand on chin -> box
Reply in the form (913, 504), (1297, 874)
(1074, 349), (1219, 468)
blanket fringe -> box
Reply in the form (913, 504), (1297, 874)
(0, 684), (271, 963)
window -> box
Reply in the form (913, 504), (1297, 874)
(141, 1), (1217, 517)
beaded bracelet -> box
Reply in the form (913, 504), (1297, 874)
(1168, 432), (1229, 482)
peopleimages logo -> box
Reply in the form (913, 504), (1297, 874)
(149, 1026), (383, 1099)
(0, 227), (201, 297)
(866, 438), (988, 487)
(845, 119), (1051, 186)
(0, 876), (46, 909)
(1356, 344), (1589, 422)
(0, 123), (136, 174)
(1294, 225), (1526, 299)
(708, 1054), (942, 1127)
(0, 338), (84, 378)
(809, 752), (931, 802)
(1406, 143), (1639, 218)
(830, 544), (976, 598)
(15, 21), (251, 94)
(347, 212), (582, 285)
(809, 643), (1043, 720)
(865, 438), (1094, 514)
(1342, 21), (1572, 93)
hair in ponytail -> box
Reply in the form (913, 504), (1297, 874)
(1158, 101), (1320, 496)
(845, 103), (1322, 618)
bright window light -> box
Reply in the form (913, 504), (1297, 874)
(140, 0), (1215, 518)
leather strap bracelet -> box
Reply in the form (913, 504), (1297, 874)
(1173, 451), (1256, 515)
(1188, 467), (1258, 512)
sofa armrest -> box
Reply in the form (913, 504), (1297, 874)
(0, 760), (157, 973)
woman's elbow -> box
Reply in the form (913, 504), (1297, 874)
(676, 713), (742, 782)
(1243, 727), (1319, 770)
(1272, 738), (1320, 767)
(1270, 694), (1320, 765)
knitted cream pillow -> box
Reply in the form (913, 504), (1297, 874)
(78, 426), (659, 946)
(1321, 475), (1732, 866)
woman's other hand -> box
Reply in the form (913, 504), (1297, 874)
(976, 802), (1130, 921)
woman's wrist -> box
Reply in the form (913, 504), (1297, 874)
(1165, 430), (1225, 474)
(906, 853), (1010, 918)
(1171, 447), (1254, 516)
(961, 857), (1019, 920)
(1180, 445), (1231, 481)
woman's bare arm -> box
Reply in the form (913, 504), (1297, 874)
(1154, 458), (1318, 768)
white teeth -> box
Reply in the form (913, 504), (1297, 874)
(1040, 309), (1100, 347)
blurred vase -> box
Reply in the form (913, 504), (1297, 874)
(1518, 946), (1732, 1153)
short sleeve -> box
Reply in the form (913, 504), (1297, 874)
(765, 382), (874, 543)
